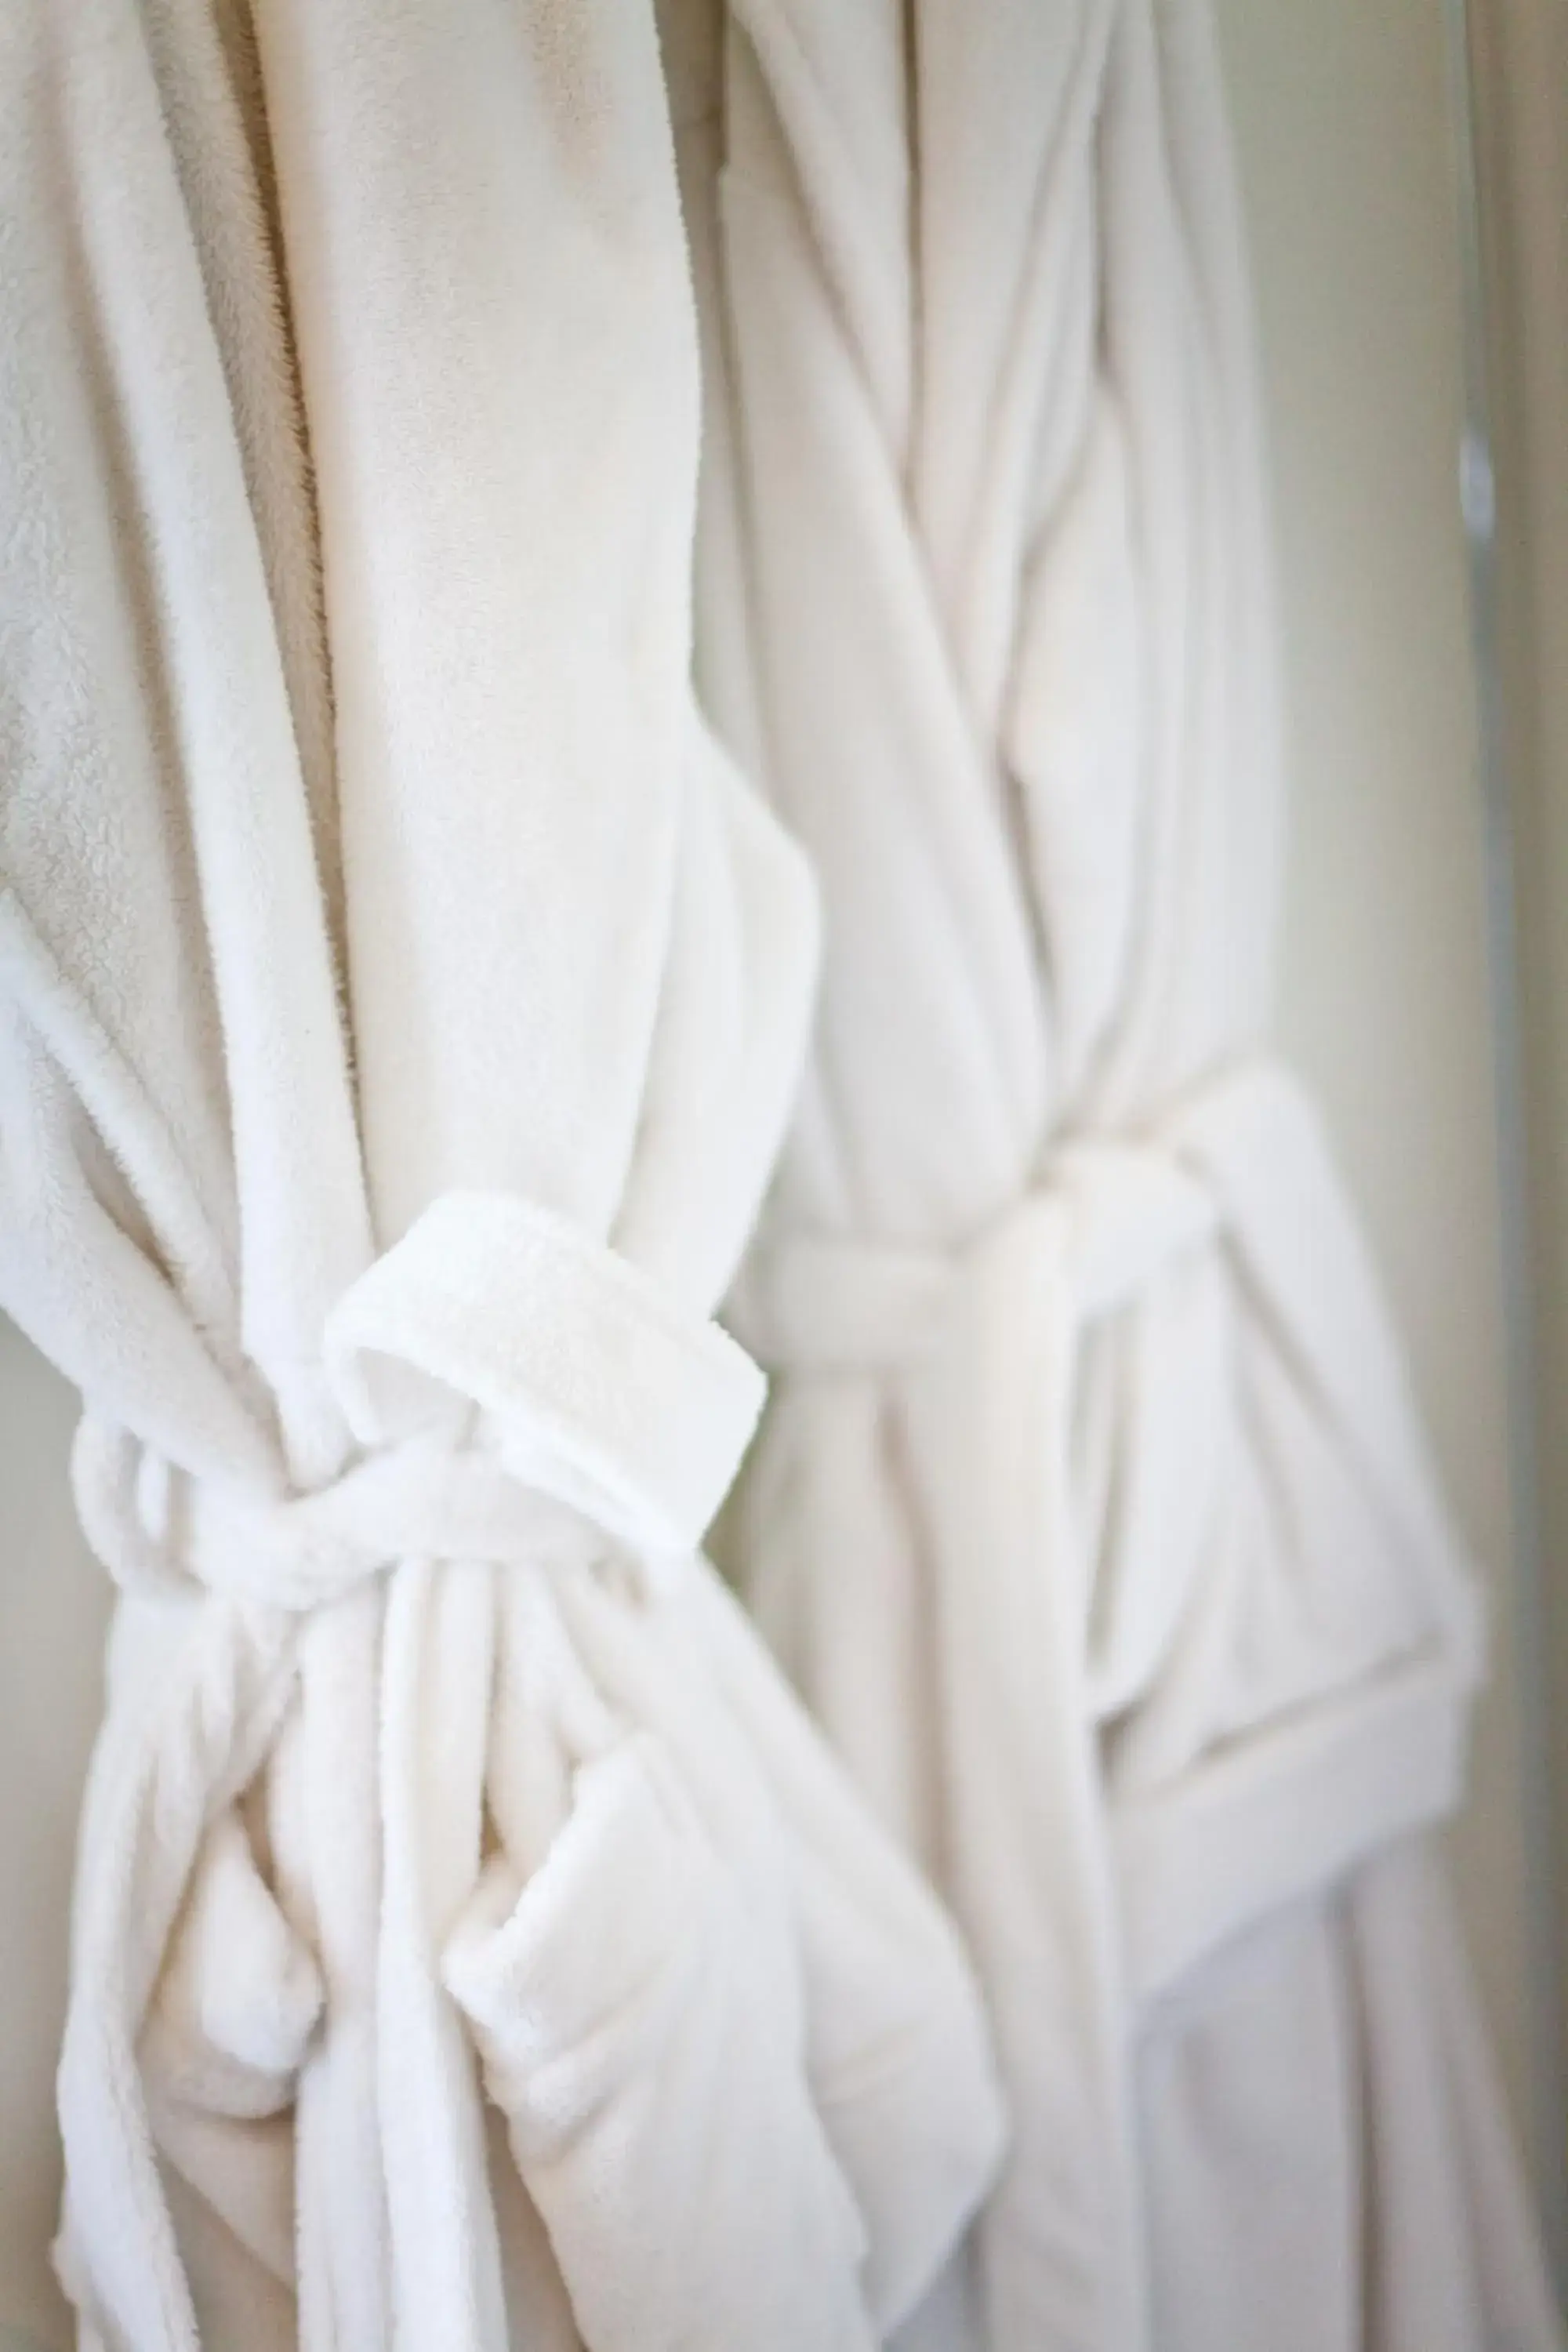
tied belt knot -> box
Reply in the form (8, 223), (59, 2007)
(74, 1190), (768, 1610)
(729, 1054), (1316, 2351)
(729, 1045), (1479, 2350)
(57, 1196), (1008, 2352)
(734, 1056), (1269, 1381)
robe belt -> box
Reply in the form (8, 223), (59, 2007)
(733, 1086), (1226, 1379)
(734, 1058), (1477, 1991)
(75, 1189), (768, 1606)
(56, 1194), (775, 2352)
(736, 1054), (1478, 2347)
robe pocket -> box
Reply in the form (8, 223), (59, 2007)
(444, 1730), (878, 2352)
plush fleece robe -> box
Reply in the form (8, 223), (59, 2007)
(662, 2), (1566, 2346)
(0, 3), (1005, 2345)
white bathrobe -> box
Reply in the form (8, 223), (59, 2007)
(0, 3), (1004, 2346)
(672, 2), (1566, 2347)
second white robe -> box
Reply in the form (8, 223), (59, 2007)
(669, 1), (1566, 2345)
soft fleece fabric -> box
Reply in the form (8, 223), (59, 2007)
(0, 3), (1004, 2346)
(664, 1), (1566, 2346)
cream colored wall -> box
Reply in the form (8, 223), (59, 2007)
(1213, 0), (1538, 2142)
(1466, 0), (1568, 2139)
(0, 3), (1549, 2336)
(0, 1337), (107, 2343)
